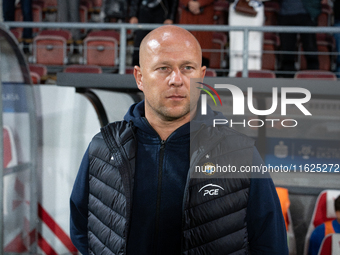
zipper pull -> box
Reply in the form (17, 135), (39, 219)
(160, 140), (166, 149)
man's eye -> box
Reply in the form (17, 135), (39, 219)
(184, 66), (193, 70)
(159, 67), (168, 71)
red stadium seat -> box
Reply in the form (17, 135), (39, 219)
(43, 0), (58, 12)
(15, 2), (42, 22)
(32, 3), (43, 28)
(236, 69), (276, 78)
(15, 2), (43, 34)
(304, 190), (340, 255)
(79, 4), (88, 23)
(83, 0), (99, 20)
(38, 30), (72, 41)
(79, 3), (89, 34)
(30, 71), (41, 84)
(33, 30), (72, 65)
(319, 234), (333, 255)
(205, 68), (217, 77)
(29, 63), (48, 77)
(318, 234), (340, 255)
(91, 0), (102, 11)
(83, 30), (120, 66)
(209, 32), (227, 69)
(10, 29), (22, 42)
(294, 70), (337, 80)
(64, 65), (102, 73)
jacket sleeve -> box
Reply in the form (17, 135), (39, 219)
(70, 147), (90, 255)
(246, 147), (289, 255)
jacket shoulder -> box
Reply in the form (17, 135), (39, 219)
(204, 125), (255, 148)
(219, 125), (253, 137)
(89, 120), (130, 157)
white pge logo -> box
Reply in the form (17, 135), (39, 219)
(198, 184), (225, 196)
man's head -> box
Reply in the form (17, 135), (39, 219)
(133, 25), (206, 124)
(335, 195), (340, 221)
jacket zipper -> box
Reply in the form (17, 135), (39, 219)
(154, 139), (166, 255)
(141, 117), (181, 254)
(141, 118), (169, 254)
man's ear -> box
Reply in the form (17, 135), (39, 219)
(201, 66), (206, 79)
(134, 66), (143, 91)
(200, 65), (206, 83)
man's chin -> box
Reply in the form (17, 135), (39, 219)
(160, 109), (191, 122)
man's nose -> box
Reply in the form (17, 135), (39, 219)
(169, 69), (183, 87)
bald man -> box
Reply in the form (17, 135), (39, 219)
(70, 25), (288, 255)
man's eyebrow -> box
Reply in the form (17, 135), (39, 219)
(157, 61), (172, 66)
(155, 60), (197, 66)
(181, 61), (197, 66)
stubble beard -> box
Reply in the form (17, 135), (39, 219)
(147, 99), (192, 122)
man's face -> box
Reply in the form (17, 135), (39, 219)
(134, 32), (205, 122)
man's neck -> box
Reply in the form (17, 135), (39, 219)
(145, 109), (196, 141)
(146, 115), (189, 141)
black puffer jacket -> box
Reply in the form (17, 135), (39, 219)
(88, 120), (254, 254)
(70, 102), (288, 255)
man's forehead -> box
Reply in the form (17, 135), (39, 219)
(146, 37), (194, 52)
(140, 26), (202, 67)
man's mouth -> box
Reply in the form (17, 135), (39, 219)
(166, 95), (186, 101)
